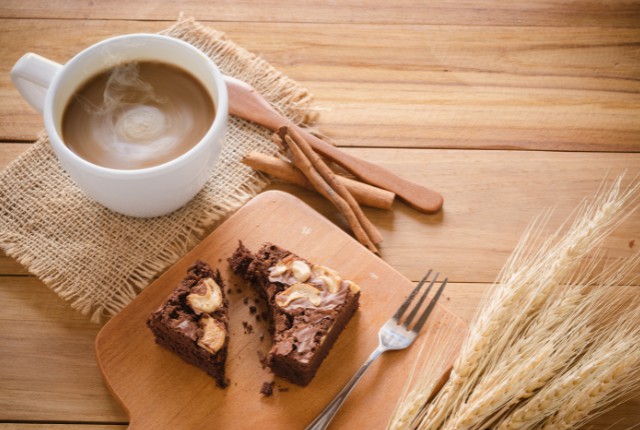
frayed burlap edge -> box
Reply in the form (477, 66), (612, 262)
(0, 18), (316, 322)
(0, 165), (269, 323)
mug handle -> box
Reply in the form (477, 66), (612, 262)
(10, 53), (63, 114)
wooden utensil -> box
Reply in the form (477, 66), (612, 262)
(224, 76), (444, 214)
(95, 190), (465, 429)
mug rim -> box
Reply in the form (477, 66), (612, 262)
(43, 33), (228, 178)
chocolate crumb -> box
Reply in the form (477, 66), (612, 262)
(257, 350), (268, 369)
(249, 305), (257, 314)
(630, 239), (636, 249)
(243, 297), (249, 305)
(236, 288), (244, 294)
(256, 314), (262, 322)
(278, 386), (290, 392)
(242, 321), (254, 334)
(260, 311), (268, 321)
(259, 331), (265, 342)
(260, 381), (275, 397)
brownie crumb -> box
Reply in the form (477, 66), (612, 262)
(630, 239), (636, 249)
(257, 350), (268, 369)
(242, 321), (254, 334)
(260, 381), (275, 397)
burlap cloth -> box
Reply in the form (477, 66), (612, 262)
(0, 17), (316, 322)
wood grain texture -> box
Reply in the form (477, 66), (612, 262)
(2, 2), (640, 429)
(96, 191), (467, 429)
(0, 143), (30, 169)
(267, 150), (640, 284)
(1, 0), (640, 27)
(1, 148), (638, 283)
(2, 19), (639, 151)
(1, 274), (638, 428)
(340, 148), (640, 282)
(0, 276), (126, 422)
(0, 426), (126, 430)
(0, 274), (475, 424)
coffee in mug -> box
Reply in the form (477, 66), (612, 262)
(62, 61), (215, 170)
(10, 34), (229, 218)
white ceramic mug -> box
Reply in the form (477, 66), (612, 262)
(10, 34), (228, 217)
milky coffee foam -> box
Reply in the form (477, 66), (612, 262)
(62, 61), (215, 169)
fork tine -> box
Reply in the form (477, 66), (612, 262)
(403, 272), (439, 328)
(392, 269), (432, 321)
(412, 277), (448, 334)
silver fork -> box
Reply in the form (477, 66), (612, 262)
(305, 270), (448, 430)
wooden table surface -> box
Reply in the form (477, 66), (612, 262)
(1, 1), (639, 429)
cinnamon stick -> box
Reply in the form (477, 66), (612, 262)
(242, 152), (395, 210)
(273, 127), (381, 253)
(283, 127), (384, 245)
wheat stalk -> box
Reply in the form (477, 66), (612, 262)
(388, 339), (441, 430)
(496, 309), (640, 430)
(493, 256), (640, 430)
(417, 214), (555, 429)
(388, 306), (463, 430)
(390, 175), (640, 430)
(540, 307), (640, 430)
(448, 253), (639, 430)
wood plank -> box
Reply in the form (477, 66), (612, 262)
(0, 143), (30, 170)
(1, 0), (639, 27)
(0, 274), (468, 423)
(0, 276), (127, 422)
(1, 5), (638, 429)
(1, 147), (639, 282)
(1, 275), (638, 428)
(0, 426), (126, 430)
(95, 191), (466, 429)
(269, 149), (640, 284)
(0, 250), (29, 275)
(1, 19), (639, 151)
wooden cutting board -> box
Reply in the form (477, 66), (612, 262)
(95, 190), (467, 429)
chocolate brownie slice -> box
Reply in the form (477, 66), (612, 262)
(147, 260), (229, 388)
(229, 242), (360, 386)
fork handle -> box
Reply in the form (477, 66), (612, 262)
(305, 346), (385, 430)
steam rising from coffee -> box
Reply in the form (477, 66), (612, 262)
(91, 63), (168, 144)
(62, 61), (215, 170)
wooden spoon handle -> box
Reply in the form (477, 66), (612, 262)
(224, 76), (443, 213)
(294, 127), (443, 213)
